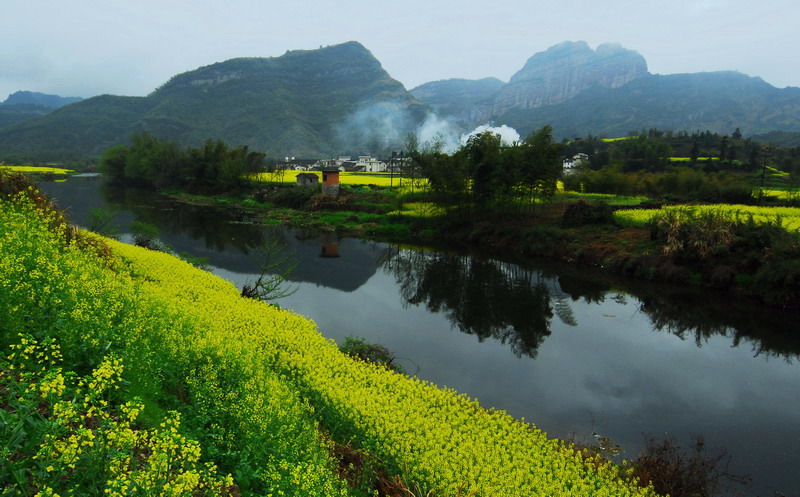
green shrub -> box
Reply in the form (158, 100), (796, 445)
(338, 335), (405, 374)
(270, 186), (318, 209)
(562, 200), (615, 227)
(130, 220), (160, 249)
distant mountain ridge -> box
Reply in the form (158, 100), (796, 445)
(1, 91), (83, 108)
(0, 91), (83, 131)
(411, 41), (800, 139)
(498, 70), (800, 139)
(0, 42), (427, 159)
(1, 40), (799, 159)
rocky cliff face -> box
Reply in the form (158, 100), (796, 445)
(491, 41), (649, 116)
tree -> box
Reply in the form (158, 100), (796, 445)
(518, 126), (564, 214)
(719, 135), (729, 163)
(240, 238), (298, 303)
(98, 144), (129, 184)
(98, 134), (268, 193)
(614, 135), (672, 172)
(462, 131), (503, 207)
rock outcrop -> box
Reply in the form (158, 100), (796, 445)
(492, 41), (649, 115)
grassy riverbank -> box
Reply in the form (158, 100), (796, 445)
(1, 175), (660, 495)
(168, 179), (800, 309)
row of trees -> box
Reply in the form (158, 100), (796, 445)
(407, 126), (563, 216)
(100, 132), (266, 193)
(564, 128), (800, 174)
(562, 167), (755, 203)
(555, 128), (800, 202)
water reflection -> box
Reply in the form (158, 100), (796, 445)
(319, 233), (340, 258)
(101, 185), (269, 255)
(379, 248), (555, 358)
(378, 247), (800, 362)
(636, 292), (800, 361)
(556, 266), (799, 360)
(101, 186), (377, 291)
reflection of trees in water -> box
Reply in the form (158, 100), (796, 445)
(102, 185), (270, 254)
(636, 293), (800, 361)
(380, 245), (800, 361)
(559, 263), (800, 360)
(379, 248), (556, 358)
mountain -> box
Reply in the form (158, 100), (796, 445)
(494, 41), (648, 115)
(499, 70), (800, 138)
(2, 91), (83, 108)
(0, 42), (428, 159)
(4, 40), (799, 159)
(0, 104), (52, 130)
(0, 91), (84, 130)
(411, 41), (800, 139)
(410, 77), (504, 125)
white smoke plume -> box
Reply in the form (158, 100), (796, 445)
(414, 121), (523, 153)
(335, 100), (522, 155)
(460, 124), (520, 147)
(335, 100), (414, 153)
(416, 113), (462, 153)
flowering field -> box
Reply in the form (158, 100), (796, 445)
(254, 170), (426, 189)
(1, 337), (235, 496)
(0, 165), (73, 175)
(760, 188), (800, 201)
(614, 204), (800, 231)
(0, 189), (658, 496)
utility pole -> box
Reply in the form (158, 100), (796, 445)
(759, 146), (773, 205)
(390, 151), (395, 188)
(396, 151), (404, 214)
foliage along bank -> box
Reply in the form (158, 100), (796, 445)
(100, 132), (266, 193)
(0, 174), (659, 496)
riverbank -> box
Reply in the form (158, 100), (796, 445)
(168, 184), (800, 309)
(0, 173), (661, 496)
(21, 171), (800, 496)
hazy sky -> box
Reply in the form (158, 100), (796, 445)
(2, 0), (798, 100)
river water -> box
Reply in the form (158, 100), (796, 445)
(40, 176), (799, 497)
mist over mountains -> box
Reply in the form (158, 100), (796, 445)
(0, 40), (798, 160)
(411, 41), (800, 140)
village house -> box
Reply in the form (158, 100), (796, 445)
(563, 153), (589, 173)
(355, 156), (387, 172)
(295, 172), (319, 186)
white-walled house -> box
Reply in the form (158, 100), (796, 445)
(356, 156), (387, 172)
(563, 153), (590, 173)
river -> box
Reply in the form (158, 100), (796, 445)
(40, 175), (799, 497)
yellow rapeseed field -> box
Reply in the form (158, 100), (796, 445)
(0, 165), (73, 175)
(253, 170), (427, 189)
(614, 204), (800, 231)
(0, 190), (657, 496)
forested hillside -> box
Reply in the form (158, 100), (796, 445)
(0, 42), (428, 160)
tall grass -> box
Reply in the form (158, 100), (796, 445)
(615, 204), (800, 232)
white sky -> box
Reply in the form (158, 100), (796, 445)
(1, 0), (798, 100)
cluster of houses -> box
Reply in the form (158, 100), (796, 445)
(562, 153), (589, 172)
(282, 152), (589, 177)
(279, 155), (408, 173)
